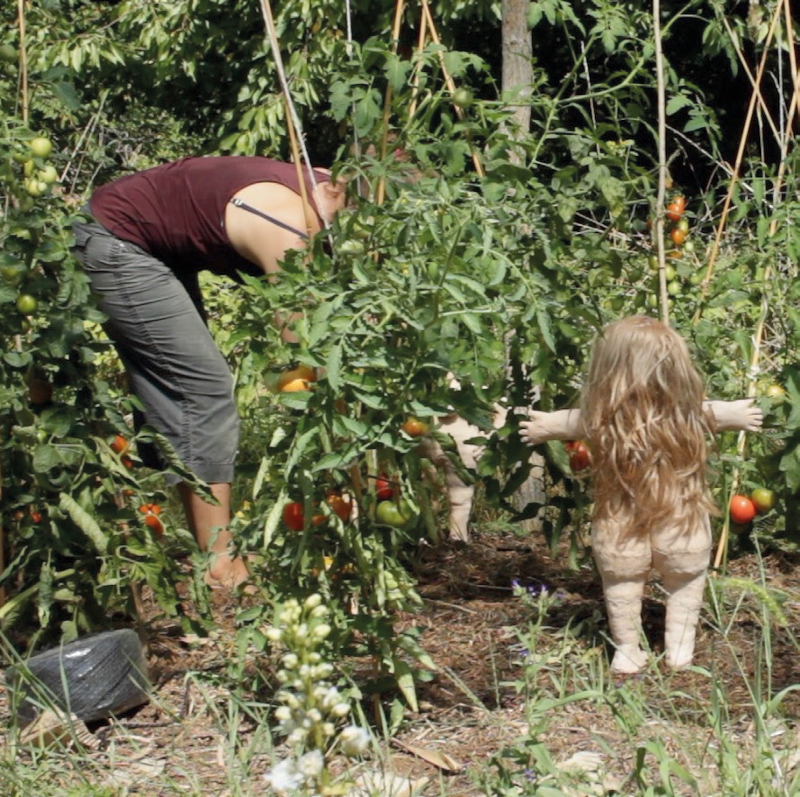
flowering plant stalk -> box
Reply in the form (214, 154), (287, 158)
(264, 593), (372, 795)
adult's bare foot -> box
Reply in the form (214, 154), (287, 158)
(204, 554), (257, 594)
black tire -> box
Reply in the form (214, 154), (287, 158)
(5, 628), (150, 726)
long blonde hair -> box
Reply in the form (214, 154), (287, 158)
(579, 316), (717, 537)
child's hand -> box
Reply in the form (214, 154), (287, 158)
(709, 399), (764, 432)
(519, 411), (552, 446)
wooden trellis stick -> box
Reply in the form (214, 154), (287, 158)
(419, 0), (484, 177)
(692, 0), (783, 324)
(257, 0), (330, 232)
(653, 0), (669, 327)
(375, 0), (406, 207)
(712, 0), (796, 570)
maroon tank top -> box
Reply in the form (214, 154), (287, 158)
(89, 156), (329, 279)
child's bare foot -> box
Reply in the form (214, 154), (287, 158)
(610, 645), (648, 674)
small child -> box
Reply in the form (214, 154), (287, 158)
(519, 316), (763, 673)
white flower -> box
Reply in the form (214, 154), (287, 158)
(274, 706), (293, 722)
(265, 627), (282, 642)
(312, 623), (331, 639)
(330, 702), (350, 718)
(282, 653), (299, 669)
(338, 725), (371, 757)
(306, 708), (322, 723)
(310, 604), (328, 618)
(287, 728), (307, 745)
(304, 593), (322, 610)
(264, 758), (302, 792)
(297, 749), (325, 778)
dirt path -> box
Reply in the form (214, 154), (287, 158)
(3, 530), (800, 795)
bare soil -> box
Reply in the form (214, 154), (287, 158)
(3, 528), (800, 795)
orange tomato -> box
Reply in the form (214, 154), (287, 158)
(111, 434), (129, 454)
(143, 513), (164, 536)
(277, 365), (317, 392)
(401, 417), (429, 437)
(669, 227), (686, 246)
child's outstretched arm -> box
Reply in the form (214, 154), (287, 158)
(704, 399), (763, 432)
(519, 408), (582, 446)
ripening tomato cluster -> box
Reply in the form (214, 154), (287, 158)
(663, 195), (693, 254)
(139, 502), (164, 535)
(729, 487), (776, 526)
(282, 490), (354, 531)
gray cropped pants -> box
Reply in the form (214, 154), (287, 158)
(72, 221), (239, 484)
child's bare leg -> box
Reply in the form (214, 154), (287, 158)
(600, 569), (650, 673)
(593, 523), (652, 674)
(653, 547), (709, 670)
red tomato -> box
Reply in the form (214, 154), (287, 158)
(567, 440), (591, 472)
(375, 476), (394, 501)
(111, 434), (129, 454)
(729, 494), (757, 525)
(326, 490), (353, 521)
(139, 503), (162, 516)
(283, 501), (325, 531)
(283, 501), (305, 531)
(30, 509), (43, 524)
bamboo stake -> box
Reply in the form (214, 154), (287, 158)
(653, 0), (669, 327)
(407, 11), (429, 120)
(17, 0), (27, 123)
(419, 0), (484, 177)
(284, 95), (316, 239)
(712, 1), (793, 570)
(375, 0), (406, 207)
(257, 0), (330, 230)
(692, 0), (783, 324)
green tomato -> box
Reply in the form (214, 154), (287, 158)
(375, 500), (414, 528)
(16, 293), (38, 315)
(29, 137), (52, 159)
(677, 218), (690, 233)
(750, 487), (776, 514)
(25, 178), (48, 197)
(38, 164), (58, 184)
(23, 159), (34, 177)
(0, 44), (17, 63)
(667, 279), (682, 296)
(682, 239), (695, 253)
(339, 239), (365, 256)
(0, 263), (26, 286)
(664, 264), (677, 281)
(452, 88), (474, 109)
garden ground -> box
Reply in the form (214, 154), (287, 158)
(3, 525), (800, 795)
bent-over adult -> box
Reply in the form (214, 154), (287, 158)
(72, 156), (346, 589)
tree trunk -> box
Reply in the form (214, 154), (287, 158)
(501, 0), (532, 143)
